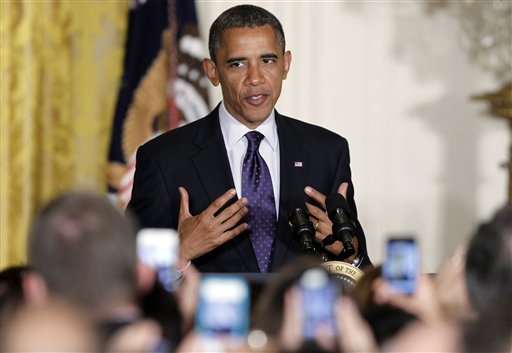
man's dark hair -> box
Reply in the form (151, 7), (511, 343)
(28, 192), (138, 310)
(465, 204), (512, 314)
(208, 4), (286, 62)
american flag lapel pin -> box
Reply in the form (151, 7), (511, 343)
(294, 161), (303, 167)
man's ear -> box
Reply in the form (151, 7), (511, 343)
(22, 271), (49, 307)
(203, 58), (219, 86)
(282, 50), (292, 80)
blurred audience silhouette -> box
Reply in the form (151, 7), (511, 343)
(1, 191), (510, 353)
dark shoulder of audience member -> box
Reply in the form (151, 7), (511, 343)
(139, 278), (183, 351)
(0, 265), (29, 324)
(349, 265), (418, 345)
(465, 204), (512, 315)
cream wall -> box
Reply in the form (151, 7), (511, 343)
(195, 1), (508, 272)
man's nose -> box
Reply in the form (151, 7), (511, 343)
(245, 64), (264, 85)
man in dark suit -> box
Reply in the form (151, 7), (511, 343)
(128, 4), (371, 273)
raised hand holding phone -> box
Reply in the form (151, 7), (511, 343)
(375, 237), (443, 323)
(137, 228), (181, 292)
(382, 237), (419, 295)
(195, 275), (250, 341)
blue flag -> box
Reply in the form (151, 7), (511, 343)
(108, 0), (209, 207)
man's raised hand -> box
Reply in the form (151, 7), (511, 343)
(177, 187), (248, 261)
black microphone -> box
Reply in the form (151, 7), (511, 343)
(325, 193), (355, 258)
(286, 196), (316, 255)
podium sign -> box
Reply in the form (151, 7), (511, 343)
(321, 261), (365, 288)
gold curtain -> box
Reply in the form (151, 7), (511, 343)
(0, 1), (130, 269)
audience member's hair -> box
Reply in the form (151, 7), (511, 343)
(208, 4), (286, 62)
(0, 265), (29, 324)
(254, 256), (344, 353)
(465, 204), (512, 315)
(252, 256), (324, 337)
(28, 191), (138, 310)
(462, 296), (511, 353)
(140, 278), (183, 351)
(350, 265), (417, 345)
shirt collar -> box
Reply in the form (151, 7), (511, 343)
(219, 101), (278, 151)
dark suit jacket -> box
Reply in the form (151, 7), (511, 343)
(128, 105), (371, 272)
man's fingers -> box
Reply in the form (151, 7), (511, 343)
(178, 187), (191, 222)
(207, 188), (238, 218)
(219, 204), (249, 231)
(304, 186), (327, 208)
(305, 202), (325, 219)
(337, 182), (349, 199)
(221, 223), (248, 243)
(214, 197), (248, 224)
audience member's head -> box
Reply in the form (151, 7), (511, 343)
(25, 191), (186, 351)
(350, 265), (418, 345)
(462, 296), (511, 353)
(253, 256), (344, 353)
(140, 276), (183, 350)
(252, 256), (324, 338)
(465, 204), (512, 315)
(1, 299), (99, 353)
(26, 191), (138, 315)
(0, 265), (29, 324)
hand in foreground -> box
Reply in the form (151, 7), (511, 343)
(434, 243), (476, 321)
(373, 273), (443, 324)
(335, 297), (378, 353)
(304, 182), (358, 262)
(280, 286), (337, 352)
(174, 259), (201, 335)
(105, 319), (163, 353)
(178, 187), (248, 261)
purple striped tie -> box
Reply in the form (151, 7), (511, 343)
(242, 131), (277, 272)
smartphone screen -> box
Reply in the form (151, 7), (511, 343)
(195, 275), (250, 339)
(383, 237), (419, 295)
(136, 228), (180, 292)
(299, 268), (340, 339)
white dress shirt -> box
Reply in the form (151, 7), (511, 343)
(219, 102), (280, 216)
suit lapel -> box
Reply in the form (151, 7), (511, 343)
(271, 113), (311, 270)
(191, 107), (259, 272)
(191, 111), (234, 204)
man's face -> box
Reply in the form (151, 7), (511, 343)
(203, 25), (291, 129)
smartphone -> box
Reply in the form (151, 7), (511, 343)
(299, 267), (340, 339)
(382, 237), (419, 295)
(136, 228), (180, 292)
(195, 275), (250, 339)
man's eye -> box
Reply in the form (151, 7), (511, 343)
(262, 58), (276, 64)
(230, 62), (244, 68)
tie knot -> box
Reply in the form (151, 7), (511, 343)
(245, 131), (264, 152)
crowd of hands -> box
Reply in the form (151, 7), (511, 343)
(2, 240), (507, 353)
(1, 190), (510, 353)
(164, 244), (474, 353)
